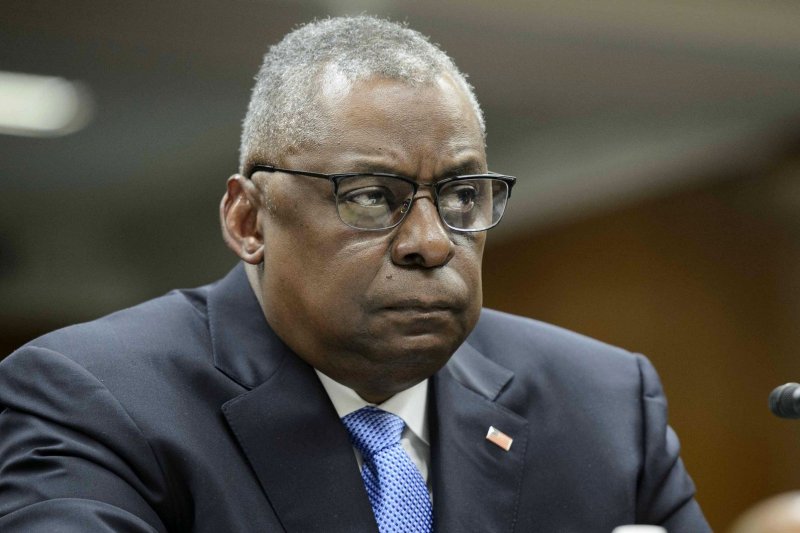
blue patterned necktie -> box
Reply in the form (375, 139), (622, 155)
(341, 406), (433, 533)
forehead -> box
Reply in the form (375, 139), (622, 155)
(296, 73), (486, 176)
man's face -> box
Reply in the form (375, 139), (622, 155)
(253, 74), (487, 402)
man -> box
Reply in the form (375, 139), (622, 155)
(0, 16), (710, 532)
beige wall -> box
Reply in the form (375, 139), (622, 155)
(483, 152), (800, 530)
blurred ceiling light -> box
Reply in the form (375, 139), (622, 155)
(0, 71), (93, 137)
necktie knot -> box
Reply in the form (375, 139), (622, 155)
(341, 406), (404, 458)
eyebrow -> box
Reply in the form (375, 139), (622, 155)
(347, 159), (486, 178)
(444, 161), (485, 176)
(347, 162), (399, 174)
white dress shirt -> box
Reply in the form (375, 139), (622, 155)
(315, 370), (431, 490)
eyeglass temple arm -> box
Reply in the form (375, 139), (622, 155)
(247, 165), (331, 181)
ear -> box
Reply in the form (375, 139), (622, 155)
(220, 174), (265, 264)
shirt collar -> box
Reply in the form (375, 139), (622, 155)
(315, 370), (429, 445)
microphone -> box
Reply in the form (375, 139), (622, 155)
(769, 383), (800, 419)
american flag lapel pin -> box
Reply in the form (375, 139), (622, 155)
(485, 426), (513, 451)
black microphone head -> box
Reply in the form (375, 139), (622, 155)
(769, 383), (800, 419)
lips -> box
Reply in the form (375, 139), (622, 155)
(376, 296), (461, 312)
(374, 305), (458, 338)
(383, 300), (452, 311)
(366, 290), (473, 339)
(380, 308), (455, 322)
(368, 271), (472, 314)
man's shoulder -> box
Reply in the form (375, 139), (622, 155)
(6, 278), (218, 372)
(473, 308), (635, 357)
(469, 308), (642, 378)
(0, 275), (235, 431)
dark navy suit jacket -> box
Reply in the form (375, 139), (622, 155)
(0, 264), (710, 531)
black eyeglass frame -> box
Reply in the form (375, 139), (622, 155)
(247, 164), (517, 232)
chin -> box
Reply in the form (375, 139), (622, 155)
(338, 338), (461, 402)
(362, 359), (445, 399)
(369, 335), (460, 372)
(400, 334), (460, 356)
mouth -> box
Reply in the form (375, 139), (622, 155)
(380, 299), (456, 313)
(375, 305), (458, 338)
(380, 307), (453, 319)
(375, 302), (461, 329)
(366, 294), (471, 340)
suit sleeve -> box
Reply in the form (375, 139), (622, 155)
(635, 354), (711, 532)
(0, 346), (170, 532)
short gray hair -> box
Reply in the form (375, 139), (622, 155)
(239, 15), (485, 172)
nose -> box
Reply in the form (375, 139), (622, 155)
(390, 195), (454, 268)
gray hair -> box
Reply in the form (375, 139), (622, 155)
(239, 15), (485, 172)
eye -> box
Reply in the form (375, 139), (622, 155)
(441, 183), (478, 211)
(342, 186), (395, 208)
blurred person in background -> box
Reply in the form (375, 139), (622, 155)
(729, 492), (800, 533)
(0, 16), (710, 532)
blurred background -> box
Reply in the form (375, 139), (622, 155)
(1, 0), (799, 529)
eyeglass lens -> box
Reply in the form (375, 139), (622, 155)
(334, 175), (509, 231)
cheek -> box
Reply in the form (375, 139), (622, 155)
(458, 237), (486, 320)
(266, 220), (390, 311)
(456, 233), (486, 277)
(319, 237), (392, 297)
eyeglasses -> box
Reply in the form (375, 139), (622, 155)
(247, 165), (516, 232)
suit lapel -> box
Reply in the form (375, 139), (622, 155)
(431, 341), (529, 533)
(208, 265), (377, 532)
(221, 353), (377, 532)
